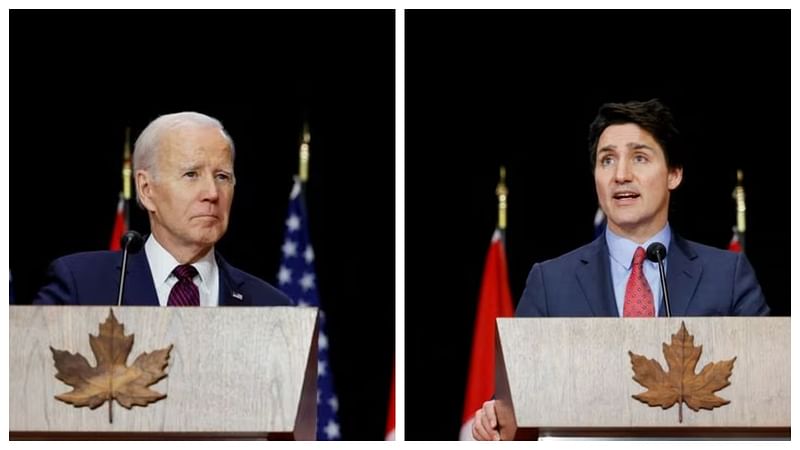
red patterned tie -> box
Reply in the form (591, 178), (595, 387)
(167, 264), (199, 307)
(623, 247), (655, 317)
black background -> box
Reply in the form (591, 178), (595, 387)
(405, 10), (789, 440)
(10, 10), (395, 440)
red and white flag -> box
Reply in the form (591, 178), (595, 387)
(459, 229), (514, 440)
(109, 193), (127, 250)
(385, 365), (395, 440)
(728, 227), (742, 253)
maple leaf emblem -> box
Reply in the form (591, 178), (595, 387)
(629, 321), (736, 423)
(50, 309), (173, 423)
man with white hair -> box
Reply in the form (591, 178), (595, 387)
(35, 112), (291, 307)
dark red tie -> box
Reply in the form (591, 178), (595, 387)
(623, 247), (655, 317)
(168, 264), (199, 307)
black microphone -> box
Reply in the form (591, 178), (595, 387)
(117, 230), (144, 306)
(646, 242), (671, 317)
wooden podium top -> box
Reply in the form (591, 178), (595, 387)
(10, 306), (318, 439)
(495, 317), (790, 439)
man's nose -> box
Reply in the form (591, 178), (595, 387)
(614, 159), (632, 183)
(200, 175), (220, 201)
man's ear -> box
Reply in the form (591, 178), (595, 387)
(667, 166), (683, 190)
(136, 170), (157, 212)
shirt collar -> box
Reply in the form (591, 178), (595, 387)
(605, 223), (672, 270)
(144, 234), (216, 285)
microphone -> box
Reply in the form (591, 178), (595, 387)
(117, 231), (144, 306)
(646, 242), (671, 317)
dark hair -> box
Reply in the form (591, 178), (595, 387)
(587, 98), (682, 169)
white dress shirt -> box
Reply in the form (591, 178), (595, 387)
(144, 234), (220, 307)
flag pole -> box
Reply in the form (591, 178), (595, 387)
(299, 121), (310, 182)
(733, 169), (746, 252)
(122, 127), (132, 229)
(109, 127), (132, 250)
(495, 166), (508, 232)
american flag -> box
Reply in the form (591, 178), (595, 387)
(277, 177), (341, 440)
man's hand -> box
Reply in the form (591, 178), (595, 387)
(472, 399), (500, 440)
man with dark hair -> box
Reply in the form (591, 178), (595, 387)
(471, 99), (769, 440)
(588, 98), (682, 169)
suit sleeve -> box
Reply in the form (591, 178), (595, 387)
(32, 258), (77, 305)
(732, 252), (770, 316)
(515, 263), (548, 317)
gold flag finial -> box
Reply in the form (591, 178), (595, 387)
(496, 166), (508, 230)
(122, 127), (132, 201)
(299, 122), (310, 182)
(733, 169), (746, 234)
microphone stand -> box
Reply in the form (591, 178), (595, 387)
(117, 231), (143, 306)
(117, 244), (133, 307)
(654, 253), (671, 317)
(647, 243), (671, 317)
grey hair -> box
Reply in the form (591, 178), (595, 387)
(133, 111), (236, 206)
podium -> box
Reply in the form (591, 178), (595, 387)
(495, 317), (790, 440)
(10, 306), (318, 440)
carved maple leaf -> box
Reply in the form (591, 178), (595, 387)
(50, 309), (173, 423)
(629, 321), (736, 423)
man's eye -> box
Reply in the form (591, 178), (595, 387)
(216, 173), (231, 181)
(600, 157), (614, 166)
(634, 155), (648, 163)
(184, 171), (198, 178)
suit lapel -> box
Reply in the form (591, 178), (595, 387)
(663, 233), (702, 316)
(115, 251), (159, 306)
(216, 253), (250, 306)
(575, 236), (619, 317)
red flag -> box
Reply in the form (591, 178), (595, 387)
(385, 364), (395, 440)
(109, 194), (126, 250)
(460, 229), (514, 440)
(728, 227), (742, 253)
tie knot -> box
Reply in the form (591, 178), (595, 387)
(173, 264), (198, 281)
(632, 246), (647, 267)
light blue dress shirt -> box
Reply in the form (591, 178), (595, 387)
(605, 223), (671, 317)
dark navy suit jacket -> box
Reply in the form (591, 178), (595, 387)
(33, 250), (292, 307)
(516, 233), (770, 317)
